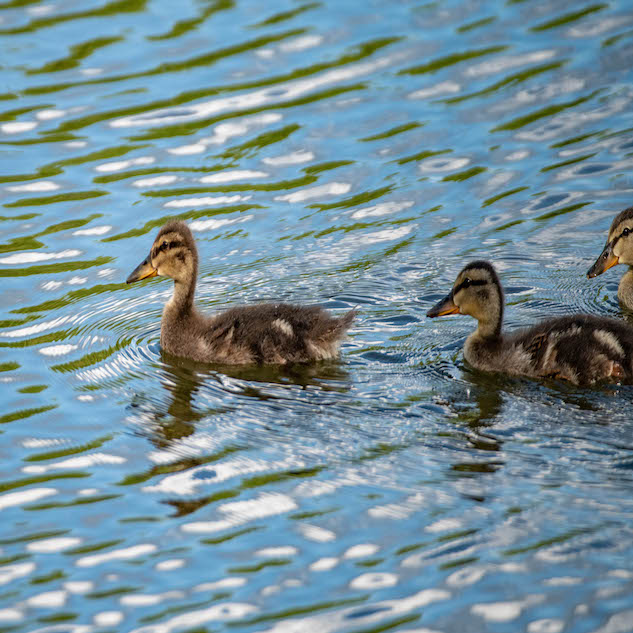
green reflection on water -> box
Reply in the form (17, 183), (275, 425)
(251, 1), (320, 28)
(231, 596), (367, 627)
(483, 186), (528, 207)
(13, 282), (124, 315)
(492, 91), (601, 132)
(541, 152), (597, 173)
(147, 0), (234, 41)
(457, 16), (496, 33)
(117, 444), (244, 486)
(0, 405), (57, 425)
(442, 166), (486, 181)
(0, 256), (112, 278)
(3, 191), (107, 208)
(310, 185), (393, 211)
(103, 204), (259, 242)
(361, 122), (424, 142)
(24, 434), (114, 462)
(399, 45), (508, 75)
(442, 61), (566, 105)
(0, 0), (148, 36)
(533, 201), (591, 222)
(29, 36), (398, 137)
(17, 385), (48, 394)
(129, 83), (365, 142)
(27, 36), (123, 75)
(51, 340), (133, 374)
(530, 3), (607, 32)
(17, 28), (306, 100)
(0, 471), (88, 493)
(26, 494), (121, 511)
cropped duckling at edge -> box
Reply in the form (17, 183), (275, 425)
(126, 221), (355, 364)
(427, 260), (633, 386)
(587, 206), (633, 309)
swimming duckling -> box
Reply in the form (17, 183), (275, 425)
(587, 206), (633, 309)
(126, 221), (355, 364)
(427, 260), (633, 385)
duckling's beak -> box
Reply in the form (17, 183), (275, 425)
(587, 243), (619, 279)
(427, 293), (460, 318)
(126, 255), (158, 284)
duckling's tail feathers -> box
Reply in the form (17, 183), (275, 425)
(341, 308), (357, 327)
(327, 308), (356, 338)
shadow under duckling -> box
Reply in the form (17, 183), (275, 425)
(427, 260), (633, 386)
(587, 205), (633, 310)
(127, 221), (355, 364)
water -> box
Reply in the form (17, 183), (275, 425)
(2, 0), (633, 631)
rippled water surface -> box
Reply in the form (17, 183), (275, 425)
(2, 0), (633, 631)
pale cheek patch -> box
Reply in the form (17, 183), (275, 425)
(272, 319), (293, 337)
(593, 329), (625, 357)
(613, 241), (624, 258)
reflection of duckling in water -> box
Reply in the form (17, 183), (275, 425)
(127, 221), (355, 364)
(588, 206), (633, 310)
(427, 260), (633, 386)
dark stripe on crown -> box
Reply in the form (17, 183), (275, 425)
(459, 260), (498, 276)
(610, 206), (633, 234)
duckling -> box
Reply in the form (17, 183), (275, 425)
(126, 221), (355, 365)
(427, 260), (633, 386)
(587, 206), (633, 309)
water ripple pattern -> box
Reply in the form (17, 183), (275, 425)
(2, 0), (633, 631)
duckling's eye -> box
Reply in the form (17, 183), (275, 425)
(462, 277), (472, 288)
(623, 228), (631, 237)
(161, 240), (168, 251)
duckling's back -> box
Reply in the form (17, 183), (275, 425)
(179, 303), (355, 365)
(507, 314), (633, 385)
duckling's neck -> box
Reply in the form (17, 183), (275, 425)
(618, 267), (633, 309)
(464, 313), (503, 371)
(473, 291), (504, 341)
(171, 275), (196, 312)
(474, 316), (502, 340)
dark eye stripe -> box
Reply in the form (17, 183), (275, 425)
(152, 240), (184, 258)
(455, 278), (487, 294)
(156, 240), (183, 253)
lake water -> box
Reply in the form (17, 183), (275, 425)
(2, 0), (633, 631)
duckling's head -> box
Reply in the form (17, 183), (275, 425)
(427, 261), (504, 335)
(126, 221), (198, 286)
(588, 206), (633, 278)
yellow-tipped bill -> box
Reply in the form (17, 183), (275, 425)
(126, 256), (158, 284)
(587, 243), (619, 279)
(427, 293), (460, 318)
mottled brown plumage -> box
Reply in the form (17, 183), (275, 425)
(127, 221), (355, 364)
(587, 206), (633, 309)
(428, 260), (633, 386)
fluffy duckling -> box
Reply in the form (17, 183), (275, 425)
(587, 206), (633, 309)
(427, 260), (633, 386)
(126, 221), (355, 364)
